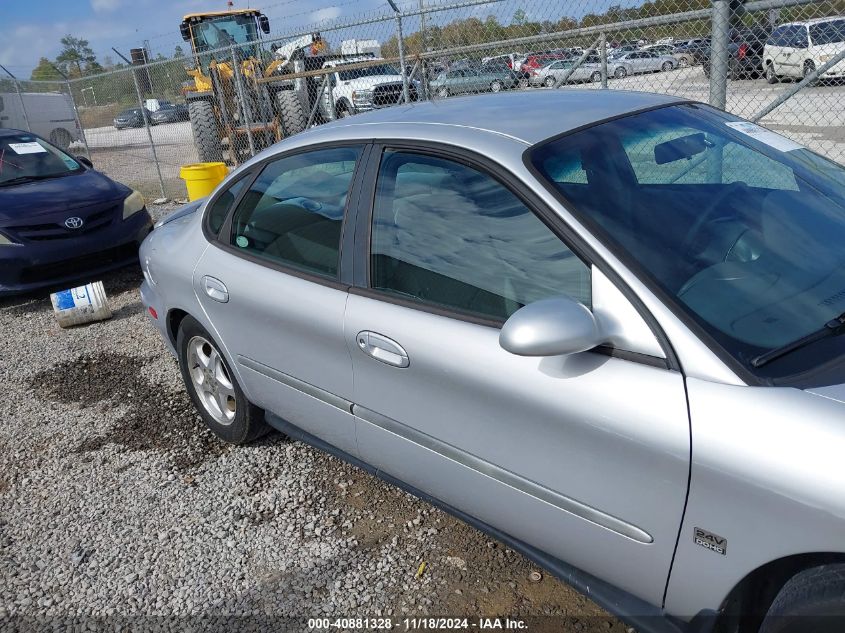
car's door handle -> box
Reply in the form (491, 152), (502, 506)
(356, 331), (409, 368)
(202, 275), (229, 303)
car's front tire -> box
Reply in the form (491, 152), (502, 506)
(803, 60), (817, 83)
(177, 315), (269, 445)
(760, 564), (845, 633)
(614, 66), (627, 79)
(766, 63), (779, 84)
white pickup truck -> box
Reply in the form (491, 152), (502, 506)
(319, 57), (419, 118)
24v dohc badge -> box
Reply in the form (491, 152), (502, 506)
(694, 527), (727, 556)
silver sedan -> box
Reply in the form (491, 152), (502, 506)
(610, 50), (678, 75)
(529, 57), (634, 86)
(141, 90), (845, 633)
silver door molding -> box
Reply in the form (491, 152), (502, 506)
(353, 404), (654, 544)
(238, 355), (353, 413)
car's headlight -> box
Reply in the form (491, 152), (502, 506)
(820, 54), (832, 63)
(352, 89), (373, 102)
(123, 190), (146, 220)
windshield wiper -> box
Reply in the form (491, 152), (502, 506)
(0, 175), (55, 187)
(751, 312), (845, 368)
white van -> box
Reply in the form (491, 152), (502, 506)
(764, 17), (845, 82)
(0, 92), (82, 148)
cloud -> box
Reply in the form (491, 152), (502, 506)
(91, 0), (122, 12)
(310, 7), (343, 23)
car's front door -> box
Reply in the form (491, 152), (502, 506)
(647, 52), (663, 71)
(193, 144), (366, 456)
(344, 145), (691, 607)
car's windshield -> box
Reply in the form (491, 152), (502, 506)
(119, 109), (141, 116)
(337, 63), (400, 81)
(530, 103), (845, 377)
(810, 20), (845, 45)
(0, 134), (81, 185)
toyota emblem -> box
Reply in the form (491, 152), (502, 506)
(64, 216), (84, 230)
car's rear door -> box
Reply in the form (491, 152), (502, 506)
(344, 142), (691, 607)
(193, 143), (368, 456)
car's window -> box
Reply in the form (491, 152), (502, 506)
(0, 133), (81, 186)
(531, 103), (845, 376)
(621, 125), (798, 189)
(767, 26), (784, 46)
(228, 146), (361, 278)
(369, 150), (590, 322)
(809, 20), (845, 46)
(207, 176), (249, 235)
(337, 63), (400, 82)
(791, 25), (809, 48)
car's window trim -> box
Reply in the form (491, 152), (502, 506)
(522, 100), (773, 386)
(351, 140), (677, 370)
(201, 169), (259, 242)
(209, 139), (370, 290)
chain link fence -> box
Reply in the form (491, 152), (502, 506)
(3, 0), (844, 199)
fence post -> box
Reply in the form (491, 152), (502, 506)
(0, 64), (32, 132)
(709, 0), (731, 110)
(387, 0), (411, 104)
(231, 46), (257, 157)
(112, 48), (166, 199)
(419, 0), (430, 100)
(46, 64), (92, 159)
(600, 33), (608, 89)
(66, 80), (92, 159)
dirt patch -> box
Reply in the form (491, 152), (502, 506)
(313, 455), (625, 626)
(29, 351), (229, 470)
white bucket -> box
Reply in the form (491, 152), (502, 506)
(50, 281), (112, 328)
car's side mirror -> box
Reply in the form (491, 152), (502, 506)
(499, 295), (604, 357)
(76, 155), (93, 169)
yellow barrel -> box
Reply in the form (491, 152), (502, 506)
(179, 162), (228, 201)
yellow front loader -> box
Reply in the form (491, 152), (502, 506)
(180, 9), (325, 163)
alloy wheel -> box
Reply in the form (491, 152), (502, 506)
(187, 336), (237, 425)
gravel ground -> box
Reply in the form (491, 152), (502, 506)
(0, 203), (626, 632)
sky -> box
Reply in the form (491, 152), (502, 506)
(0, 0), (623, 79)
(0, 0), (407, 78)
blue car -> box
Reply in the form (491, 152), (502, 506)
(0, 128), (152, 295)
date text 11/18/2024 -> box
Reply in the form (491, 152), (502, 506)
(307, 618), (529, 630)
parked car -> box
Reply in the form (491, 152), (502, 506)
(150, 103), (189, 124)
(530, 56), (605, 86)
(430, 67), (518, 97)
(0, 128), (151, 295)
(481, 52), (524, 69)
(481, 59), (529, 87)
(0, 92), (82, 149)
(702, 27), (770, 79)
(764, 17), (845, 83)
(114, 107), (154, 129)
(643, 44), (675, 55)
(141, 89), (845, 633)
(519, 52), (570, 73)
(609, 44), (640, 57)
(611, 50), (678, 75)
(673, 38), (710, 67)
